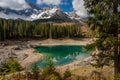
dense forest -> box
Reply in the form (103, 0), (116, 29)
(0, 18), (82, 40)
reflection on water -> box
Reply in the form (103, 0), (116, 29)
(35, 45), (90, 68)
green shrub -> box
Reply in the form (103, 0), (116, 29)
(0, 58), (23, 75)
(115, 73), (120, 80)
(63, 68), (71, 79)
(42, 60), (55, 76)
(49, 74), (59, 80)
(31, 64), (40, 79)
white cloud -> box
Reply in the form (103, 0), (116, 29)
(118, 5), (120, 12)
(0, 0), (30, 10)
(37, 0), (61, 5)
(72, 0), (88, 17)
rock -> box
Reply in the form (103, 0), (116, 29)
(14, 46), (21, 50)
(91, 48), (101, 56)
(30, 45), (36, 48)
(90, 60), (97, 65)
(17, 54), (28, 61)
(0, 42), (8, 46)
(74, 57), (94, 66)
(27, 44), (31, 48)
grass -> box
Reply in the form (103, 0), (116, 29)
(71, 65), (114, 80)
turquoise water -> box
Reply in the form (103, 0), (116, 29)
(35, 45), (90, 67)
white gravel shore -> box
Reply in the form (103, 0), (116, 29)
(0, 38), (92, 68)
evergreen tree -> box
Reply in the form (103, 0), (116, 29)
(0, 18), (82, 40)
(0, 58), (23, 75)
(63, 68), (71, 79)
(31, 64), (40, 79)
(84, 0), (120, 74)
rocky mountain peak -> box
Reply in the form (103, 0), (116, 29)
(0, 1), (81, 21)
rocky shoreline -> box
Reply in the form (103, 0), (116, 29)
(0, 39), (93, 68)
(57, 56), (94, 71)
(0, 40), (43, 68)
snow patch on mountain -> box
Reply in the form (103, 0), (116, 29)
(0, 1), (81, 21)
(30, 8), (58, 20)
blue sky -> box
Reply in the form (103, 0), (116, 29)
(0, 0), (87, 17)
(28, 0), (74, 12)
(0, 0), (119, 17)
(27, 0), (88, 17)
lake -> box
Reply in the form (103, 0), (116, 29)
(35, 45), (90, 67)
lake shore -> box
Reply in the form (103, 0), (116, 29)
(30, 38), (92, 46)
(0, 38), (93, 68)
(57, 56), (93, 71)
(18, 49), (44, 68)
(1, 38), (113, 78)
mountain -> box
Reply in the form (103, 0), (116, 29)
(0, 2), (41, 21)
(0, 1), (81, 22)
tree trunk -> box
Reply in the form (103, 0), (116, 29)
(113, 0), (120, 74)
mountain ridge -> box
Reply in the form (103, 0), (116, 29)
(0, 1), (81, 22)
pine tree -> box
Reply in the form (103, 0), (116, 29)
(84, 0), (120, 74)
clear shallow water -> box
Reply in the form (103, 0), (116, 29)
(35, 45), (90, 68)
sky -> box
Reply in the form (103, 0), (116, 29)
(0, 0), (119, 17)
(28, 0), (74, 12)
(29, 0), (88, 17)
(0, 0), (88, 17)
